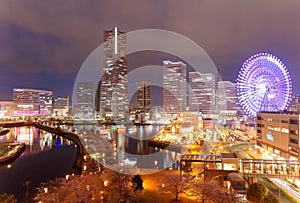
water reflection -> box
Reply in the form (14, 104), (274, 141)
(115, 125), (180, 170)
(75, 124), (180, 170)
(0, 127), (77, 201)
(1, 126), (73, 154)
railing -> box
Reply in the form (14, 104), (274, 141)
(239, 159), (300, 178)
(179, 154), (300, 179)
(180, 154), (222, 162)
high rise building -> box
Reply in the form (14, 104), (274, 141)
(288, 93), (298, 112)
(98, 27), (129, 121)
(217, 81), (241, 115)
(189, 72), (215, 116)
(54, 97), (69, 117)
(296, 94), (300, 113)
(74, 82), (94, 119)
(13, 88), (54, 115)
(163, 61), (186, 113)
(136, 81), (151, 113)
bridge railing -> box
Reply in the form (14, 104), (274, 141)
(180, 154), (222, 162)
(179, 154), (300, 179)
(239, 159), (300, 178)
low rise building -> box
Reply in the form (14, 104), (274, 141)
(54, 97), (69, 117)
(0, 101), (15, 118)
(257, 111), (300, 160)
(13, 88), (54, 115)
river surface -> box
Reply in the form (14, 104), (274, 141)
(0, 126), (78, 201)
(0, 124), (178, 202)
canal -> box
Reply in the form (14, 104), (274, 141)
(0, 126), (78, 201)
(0, 124), (179, 201)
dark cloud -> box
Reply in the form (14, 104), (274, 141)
(0, 0), (300, 100)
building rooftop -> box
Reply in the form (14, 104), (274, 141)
(259, 111), (298, 115)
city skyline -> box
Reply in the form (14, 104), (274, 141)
(0, 1), (300, 101)
(2, 1), (300, 202)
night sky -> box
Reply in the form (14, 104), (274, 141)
(0, 0), (300, 104)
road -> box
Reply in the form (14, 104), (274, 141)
(258, 178), (292, 203)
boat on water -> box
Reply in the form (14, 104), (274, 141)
(0, 128), (9, 136)
(0, 143), (26, 165)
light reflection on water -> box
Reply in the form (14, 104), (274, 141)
(0, 126), (77, 201)
(1, 126), (73, 154)
(76, 124), (180, 170)
(0, 124), (179, 200)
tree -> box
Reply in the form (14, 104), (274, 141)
(34, 166), (141, 203)
(131, 175), (144, 192)
(102, 169), (141, 203)
(246, 182), (269, 203)
(187, 180), (236, 203)
(0, 193), (16, 203)
(262, 194), (280, 203)
(34, 174), (103, 203)
(159, 173), (192, 201)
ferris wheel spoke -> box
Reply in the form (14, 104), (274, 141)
(237, 53), (292, 117)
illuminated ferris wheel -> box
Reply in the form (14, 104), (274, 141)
(237, 53), (292, 117)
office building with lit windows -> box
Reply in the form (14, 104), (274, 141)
(98, 27), (129, 121)
(189, 72), (215, 116)
(288, 94), (298, 112)
(163, 61), (186, 113)
(136, 81), (151, 113)
(74, 82), (94, 119)
(257, 111), (300, 160)
(54, 97), (69, 117)
(217, 81), (241, 117)
(12, 88), (54, 115)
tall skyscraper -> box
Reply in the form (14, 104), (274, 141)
(98, 27), (129, 121)
(217, 81), (241, 115)
(163, 61), (186, 113)
(288, 93), (298, 112)
(74, 82), (94, 119)
(189, 72), (215, 115)
(13, 88), (54, 115)
(136, 81), (151, 113)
